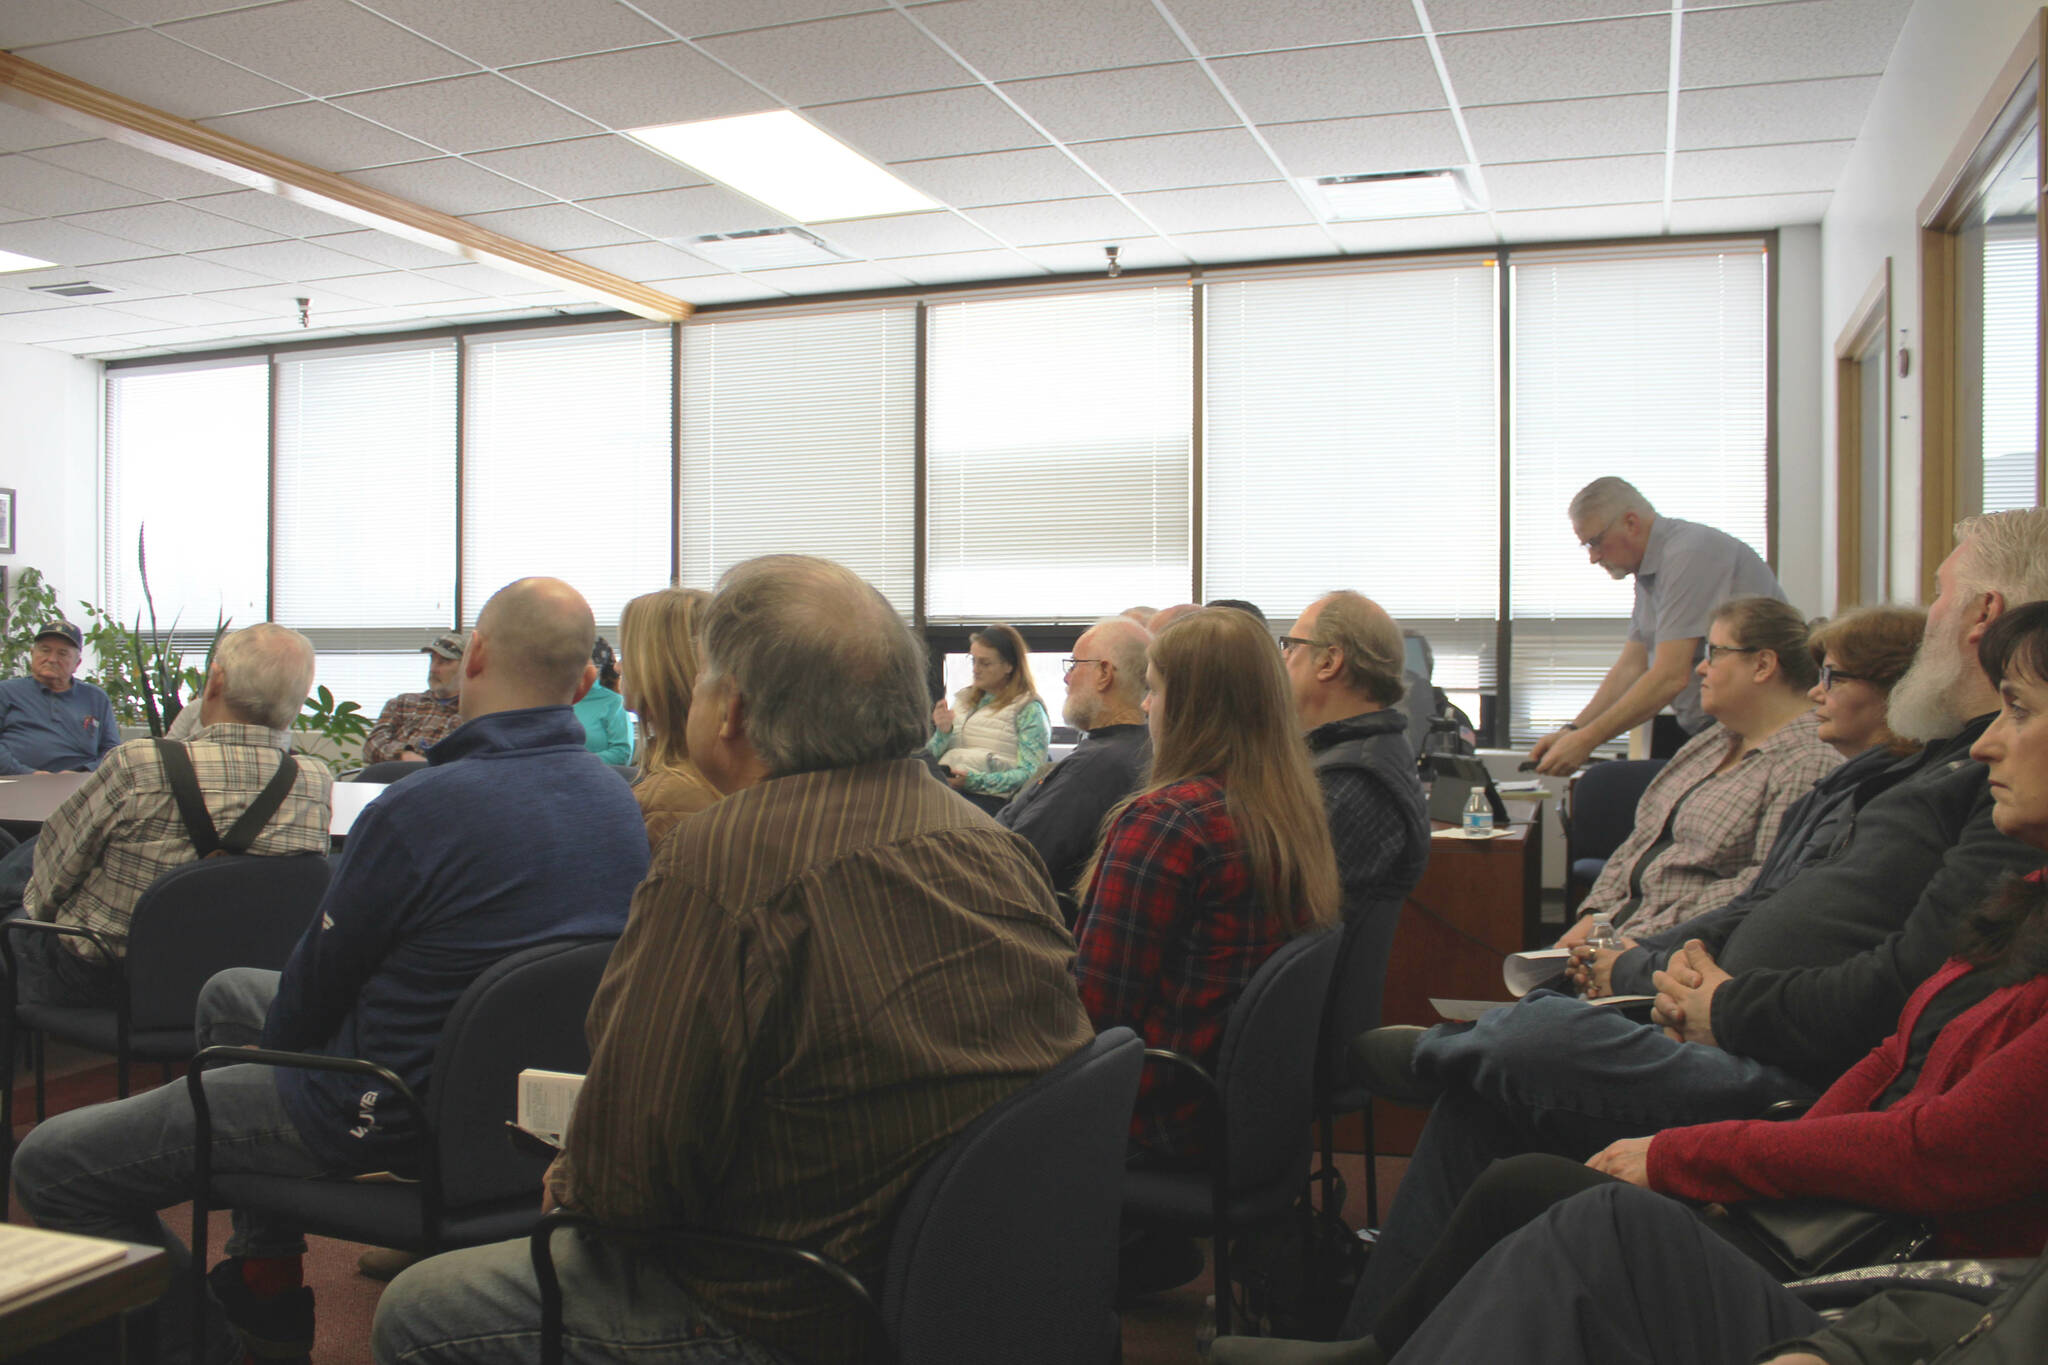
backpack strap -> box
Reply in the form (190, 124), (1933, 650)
(155, 739), (300, 858)
(219, 752), (300, 855)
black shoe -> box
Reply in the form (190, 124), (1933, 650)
(1348, 1026), (1443, 1108)
(1116, 1230), (1205, 1302)
(205, 1259), (314, 1363)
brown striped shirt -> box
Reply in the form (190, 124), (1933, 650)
(548, 756), (1094, 1364)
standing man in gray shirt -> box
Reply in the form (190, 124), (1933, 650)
(1531, 477), (1785, 774)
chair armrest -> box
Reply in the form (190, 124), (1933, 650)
(0, 916), (123, 971)
(528, 1209), (886, 1365)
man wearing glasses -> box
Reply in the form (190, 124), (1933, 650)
(997, 616), (1153, 913)
(1530, 476), (1784, 775)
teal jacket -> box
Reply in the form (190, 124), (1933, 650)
(572, 683), (635, 765)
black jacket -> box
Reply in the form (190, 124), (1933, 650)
(996, 723), (1148, 900)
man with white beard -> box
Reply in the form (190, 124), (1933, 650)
(1341, 508), (2048, 1327)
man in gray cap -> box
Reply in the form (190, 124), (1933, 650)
(360, 631), (467, 764)
(0, 621), (120, 775)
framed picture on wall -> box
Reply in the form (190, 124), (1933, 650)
(0, 487), (12, 554)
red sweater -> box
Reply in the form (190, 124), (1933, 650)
(1647, 958), (2048, 1258)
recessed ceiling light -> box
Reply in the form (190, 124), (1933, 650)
(681, 227), (847, 270)
(626, 111), (938, 223)
(1305, 169), (1478, 221)
(0, 249), (58, 274)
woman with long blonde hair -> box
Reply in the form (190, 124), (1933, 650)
(926, 622), (1050, 814)
(617, 587), (720, 848)
(1074, 607), (1340, 1168)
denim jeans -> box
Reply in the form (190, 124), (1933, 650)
(1348, 991), (1817, 1328)
(372, 1233), (797, 1365)
(11, 968), (326, 1364)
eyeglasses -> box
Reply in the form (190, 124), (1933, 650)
(1277, 635), (1318, 653)
(1703, 643), (1761, 664)
(1061, 657), (1104, 677)
(1579, 519), (1620, 552)
(1818, 664), (1869, 691)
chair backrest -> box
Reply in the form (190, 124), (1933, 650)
(353, 761), (427, 785)
(1566, 759), (1668, 865)
(882, 1028), (1143, 1365)
(126, 854), (331, 1031)
(1216, 929), (1341, 1199)
(1320, 898), (1405, 1088)
(428, 938), (617, 1209)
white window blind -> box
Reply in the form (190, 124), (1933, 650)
(275, 341), (456, 631)
(1981, 222), (2040, 512)
(1507, 244), (1770, 745)
(104, 360), (269, 631)
(313, 651), (430, 722)
(1204, 262), (1500, 690)
(680, 305), (916, 614)
(462, 324), (673, 627)
(926, 286), (1192, 623)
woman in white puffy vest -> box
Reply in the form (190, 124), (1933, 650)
(927, 623), (1049, 815)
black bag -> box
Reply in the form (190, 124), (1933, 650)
(154, 739), (301, 859)
(1703, 1197), (1936, 1281)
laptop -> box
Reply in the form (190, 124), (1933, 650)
(1426, 753), (1511, 827)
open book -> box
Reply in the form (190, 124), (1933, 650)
(1429, 948), (1655, 1022)
(506, 1068), (585, 1153)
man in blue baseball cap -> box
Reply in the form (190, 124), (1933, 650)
(0, 621), (120, 775)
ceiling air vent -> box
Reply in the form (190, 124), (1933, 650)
(28, 281), (114, 297)
(680, 227), (845, 270)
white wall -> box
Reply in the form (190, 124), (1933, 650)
(1820, 0), (2043, 605)
(0, 341), (100, 624)
(1775, 223), (1826, 614)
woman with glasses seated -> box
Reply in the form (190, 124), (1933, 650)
(926, 623), (1049, 815)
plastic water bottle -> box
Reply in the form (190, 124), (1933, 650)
(1462, 788), (1493, 836)
(1584, 913), (1620, 952)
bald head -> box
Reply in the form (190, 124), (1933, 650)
(1149, 603), (1205, 634)
(464, 577), (598, 717)
(1067, 616), (1151, 730)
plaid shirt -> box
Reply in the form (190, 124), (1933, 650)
(361, 690), (462, 763)
(1073, 774), (1290, 1160)
(24, 724), (334, 962)
(1588, 708), (1841, 938)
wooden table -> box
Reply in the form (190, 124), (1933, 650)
(0, 1242), (168, 1361)
(0, 771), (384, 841)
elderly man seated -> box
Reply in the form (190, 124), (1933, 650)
(4, 624), (334, 1010)
(0, 620), (119, 775)
(360, 631), (467, 763)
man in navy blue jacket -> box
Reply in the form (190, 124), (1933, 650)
(13, 577), (650, 1365)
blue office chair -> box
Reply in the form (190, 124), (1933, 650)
(1564, 759), (1667, 913)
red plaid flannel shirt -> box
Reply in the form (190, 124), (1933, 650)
(1073, 775), (1289, 1160)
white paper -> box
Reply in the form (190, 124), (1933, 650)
(516, 1068), (585, 1146)
(1504, 948), (1573, 997)
(1430, 998), (1514, 1021)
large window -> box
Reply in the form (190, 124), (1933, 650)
(680, 305), (916, 614)
(1980, 220), (2041, 512)
(925, 287), (1193, 622)
(462, 324), (673, 628)
(1204, 261), (1500, 691)
(104, 360), (269, 631)
(1507, 244), (1770, 745)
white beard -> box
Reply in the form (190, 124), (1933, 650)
(1063, 691), (1098, 732)
(1886, 629), (1971, 743)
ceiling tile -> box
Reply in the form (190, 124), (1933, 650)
(910, 0), (1188, 81)
(1438, 17), (1670, 105)
(631, 0), (884, 38)
(26, 141), (240, 199)
(469, 136), (707, 200)
(66, 0), (273, 24)
(1261, 110), (1468, 178)
(0, 306), (173, 344)
(1127, 181), (1313, 234)
(813, 211), (1002, 256)
(746, 260), (914, 291)
(1681, 0), (1914, 88)
(106, 293), (268, 326)
(891, 147), (1104, 207)
(1493, 201), (1667, 242)
(506, 43), (771, 130)
(558, 241), (725, 278)
(360, 0), (674, 68)
(460, 203), (650, 250)
(581, 184), (791, 238)
(1325, 213), (1494, 253)
(652, 273), (789, 304)
(702, 12), (972, 106)
(1019, 237), (1183, 272)
(192, 238), (386, 280)
(60, 202), (281, 253)
(883, 247), (1039, 283)
(1174, 223), (1335, 263)
(0, 0), (132, 47)
(0, 287), (86, 317)
(0, 154), (161, 215)
(164, 0), (477, 98)
(999, 63), (1236, 142)
(1071, 129), (1275, 193)
(1429, 0), (1663, 32)
(70, 253), (277, 293)
(18, 29), (301, 119)
(1157, 0), (1415, 55)
(1667, 190), (1832, 231)
(350, 158), (553, 216)
(412, 261), (554, 294)
(1463, 94), (1667, 164)
(0, 105), (92, 155)
(807, 87), (1045, 162)
(1672, 140), (1851, 198)
(1210, 40), (1444, 124)
(316, 270), (487, 305)
(181, 189), (360, 237)
(306, 230), (466, 269)
(197, 281), (382, 318)
(335, 74), (605, 155)
(1481, 153), (1667, 211)
(1677, 75), (1880, 150)
(200, 102), (440, 171)
(963, 195), (1152, 246)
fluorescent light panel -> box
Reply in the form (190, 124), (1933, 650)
(1306, 169), (1475, 220)
(0, 248), (58, 273)
(627, 111), (937, 223)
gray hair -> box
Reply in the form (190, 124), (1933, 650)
(699, 555), (930, 776)
(1569, 476), (1657, 526)
(1086, 617), (1152, 706)
(212, 624), (316, 730)
(1312, 591), (1407, 707)
(1955, 508), (2048, 608)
